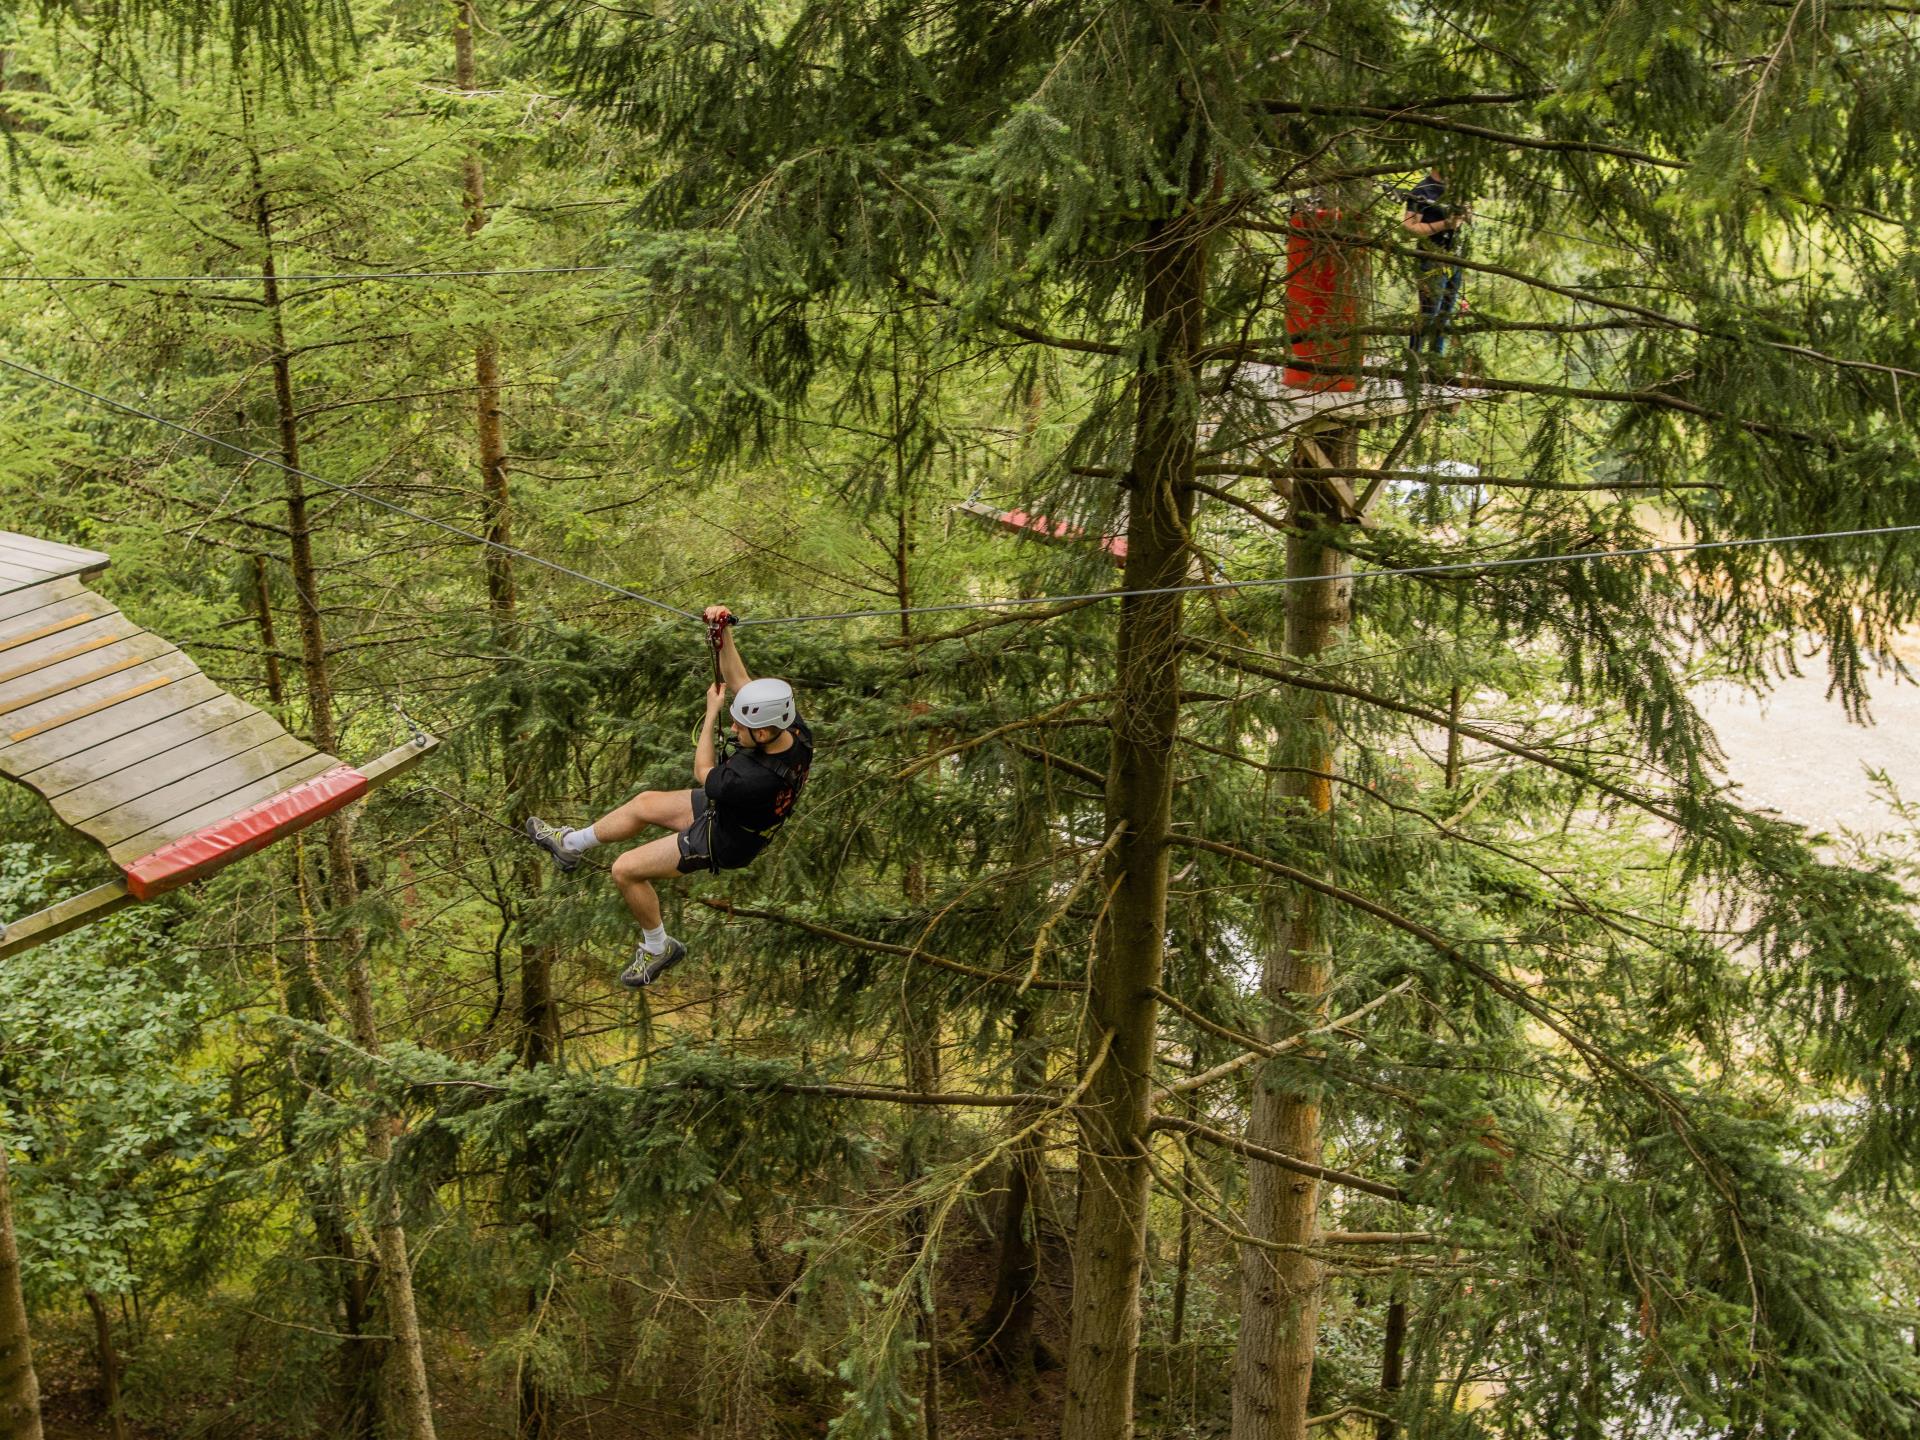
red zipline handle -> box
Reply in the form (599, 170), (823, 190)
(707, 612), (737, 686)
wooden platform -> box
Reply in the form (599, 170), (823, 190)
(0, 530), (439, 948)
(0, 532), (109, 597)
(1203, 365), (1496, 523)
(1221, 364), (1489, 431)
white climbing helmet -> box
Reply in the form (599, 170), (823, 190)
(730, 677), (797, 732)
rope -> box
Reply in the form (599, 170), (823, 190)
(0, 356), (699, 621)
(7, 352), (1919, 634)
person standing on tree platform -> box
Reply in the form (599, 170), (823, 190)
(1403, 165), (1471, 356)
(524, 605), (814, 988)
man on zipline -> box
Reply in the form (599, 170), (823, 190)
(523, 605), (813, 987)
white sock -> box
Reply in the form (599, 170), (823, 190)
(562, 824), (600, 855)
(640, 924), (668, 956)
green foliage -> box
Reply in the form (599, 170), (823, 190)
(0, 844), (249, 1302)
(0, 0), (1918, 1435)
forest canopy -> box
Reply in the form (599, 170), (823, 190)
(1, 0), (1919, 1437)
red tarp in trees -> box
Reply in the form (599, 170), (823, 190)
(1284, 208), (1363, 392)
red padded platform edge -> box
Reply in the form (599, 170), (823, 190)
(120, 763), (369, 900)
(992, 508), (1128, 565)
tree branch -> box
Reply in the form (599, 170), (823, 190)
(692, 897), (1086, 992)
(1163, 831), (1741, 1231)
(1155, 978), (1415, 1100)
(877, 596), (1103, 648)
(894, 692), (1114, 780)
(1149, 1114), (1407, 1201)
(1185, 637), (1685, 825)
(726, 1079), (1055, 1107)
(1263, 101), (1684, 169)
(1007, 738), (1106, 786)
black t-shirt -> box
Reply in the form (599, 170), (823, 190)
(1406, 178), (1457, 254)
(703, 715), (814, 846)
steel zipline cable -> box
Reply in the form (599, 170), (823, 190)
(736, 523), (1920, 626)
(6, 353), (1920, 632)
(0, 264), (625, 284)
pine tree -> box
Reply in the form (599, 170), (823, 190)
(3, 0), (1920, 1433)
(521, 0), (1920, 1434)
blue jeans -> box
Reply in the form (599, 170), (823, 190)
(1413, 261), (1463, 355)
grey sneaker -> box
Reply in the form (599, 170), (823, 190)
(525, 816), (581, 873)
(621, 937), (687, 989)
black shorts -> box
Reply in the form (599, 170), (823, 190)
(675, 789), (771, 875)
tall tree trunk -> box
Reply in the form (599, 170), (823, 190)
(1062, 196), (1208, 1440)
(251, 552), (285, 709)
(1229, 427), (1356, 1440)
(975, 748), (1056, 1373)
(1375, 1028), (1429, 1438)
(284, 843), (382, 1439)
(0, 1149), (41, 1440)
(452, 15), (558, 1427)
(1375, 1281), (1407, 1439)
(974, 997), (1050, 1371)
(247, 118), (440, 1440)
(889, 349), (942, 1440)
(1169, 1052), (1198, 1347)
(899, 995), (942, 1440)
(84, 1292), (129, 1440)
(274, 508), (377, 1432)
(453, 1), (558, 1076)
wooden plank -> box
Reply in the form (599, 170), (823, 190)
(0, 612), (92, 656)
(106, 752), (340, 861)
(0, 549), (109, 591)
(0, 548), (63, 575)
(0, 881), (135, 961)
(0, 630), (120, 684)
(0, 616), (141, 687)
(0, 532), (110, 570)
(70, 733), (317, 838)
(0, 673), (222, 771)
(0, 559), (56, 588)
(0, 634), (176, 717)
(53, 715), (300, 822)
(0, 600), (121, 655)
(9, 675), (180, 744)
(23, 695), (271, 796)
(0, 594), (118, 641)
(0, 558), (58, 587)
(0, 545), (57, 571)
(0, 577), (83, 624)
(0, 651), (201, 745)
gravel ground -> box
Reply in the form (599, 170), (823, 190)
(1695, 659), (1920, 842)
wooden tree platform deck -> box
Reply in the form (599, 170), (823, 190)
(1247, 373), (1489, 428)
(0, 531), (437, 957)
